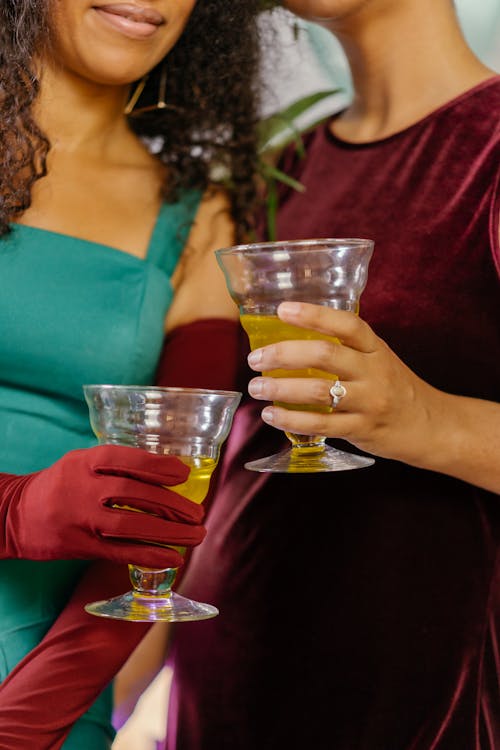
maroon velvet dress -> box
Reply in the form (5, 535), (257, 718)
(165, 77), (500, 750)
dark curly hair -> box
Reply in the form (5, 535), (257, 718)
(0, 0), (264, 239)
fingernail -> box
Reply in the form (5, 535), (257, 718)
(279, 301), (302, 316)
(247, 349), (263, 367)
(261, 407), (274, 424)
(248, 379), (264, 397)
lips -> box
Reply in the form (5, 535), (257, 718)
(93, 3), (165, 39)
(96, 3), (164, 25)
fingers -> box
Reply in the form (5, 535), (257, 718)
(100, 511), (206, 549)
(248, 337), (363, 382)
(101, 477), (205, 524)
(88, 445), (191, 485)
(99, 540), (186, 569)
(248, 378), (358, 413)
(249, 375), (330, 407)
(259, 403), (360, 442)
(277, 301), (378, 353)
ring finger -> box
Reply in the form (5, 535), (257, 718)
(248, 376), (353, 412)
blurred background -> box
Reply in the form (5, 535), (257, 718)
(113, 3), (500, 747)
(259, 0), (500, 131)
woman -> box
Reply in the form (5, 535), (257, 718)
(166, 1), (500, 749)
(0, 0), (261, 747)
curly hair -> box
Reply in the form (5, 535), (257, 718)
(0, 0), (263, 239)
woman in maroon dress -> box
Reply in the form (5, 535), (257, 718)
(166, 1), (500, 749)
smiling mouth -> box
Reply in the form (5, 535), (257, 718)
(93, 3), (165, 39)
(96, 4), (165, 25)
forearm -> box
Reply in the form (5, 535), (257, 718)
(0, 562), (150, 749)
(414, 387), (500, 494)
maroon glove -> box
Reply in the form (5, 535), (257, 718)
(0, 561), (151, 750)
(0, 444), (205, 568)
(156, 317), (246, 392)
(0, 320), (240, 749)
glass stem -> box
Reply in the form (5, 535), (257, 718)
(285, 432), (327, 453)
(128, 565), (178, 598)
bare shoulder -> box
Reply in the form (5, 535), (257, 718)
(171, 186), (235, 289)
(188, 186), (235, 256)
(166, 186), (239, 331)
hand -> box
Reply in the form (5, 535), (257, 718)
(0, 445), (205, 567)
(246, 301), (443, 468)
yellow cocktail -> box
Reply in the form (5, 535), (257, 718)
(84, 384), (241, 621)
(216, 238), (374, 472)
(174, 456), (218, 504)
(241, 313), (338, 413)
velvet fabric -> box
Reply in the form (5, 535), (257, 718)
(165, 78), (500, 750)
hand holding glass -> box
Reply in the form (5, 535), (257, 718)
(83, 385), (241, 622)
(216, 238), (374, 473)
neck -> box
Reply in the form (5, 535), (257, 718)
(321, 0), (495, 141)
(34, 60), (132, 157)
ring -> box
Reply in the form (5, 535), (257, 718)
(330, 379), (347, 408)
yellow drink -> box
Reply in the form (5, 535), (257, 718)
(126, 456), (219, 565)
(173, 456), (218, 504)
(240, 313), (338, 413)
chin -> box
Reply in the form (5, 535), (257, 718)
(284, 0), (366, 21)
(68, 46), (158, 86)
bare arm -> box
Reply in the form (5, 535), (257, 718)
(166, 187), (239, 331)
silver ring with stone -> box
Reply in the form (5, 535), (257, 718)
(330, 379), (347, 408)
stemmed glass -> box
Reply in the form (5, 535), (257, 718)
(83, 385), (241, 622)
(216, 238), (374, 473)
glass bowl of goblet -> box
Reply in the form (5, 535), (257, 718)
(216, 238), (374, 473)
(83, 384), (241, 622)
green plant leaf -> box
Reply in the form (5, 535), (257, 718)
(266, 178), (278, 241)
(258, 89), (340, 151)
(257, 87), (344, 241)
(260, 162), (306, 193)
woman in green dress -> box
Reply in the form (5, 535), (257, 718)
(0, 0), (262, 747)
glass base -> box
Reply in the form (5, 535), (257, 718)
(244, 444), (375, 473)
(84, 590), (219, 622)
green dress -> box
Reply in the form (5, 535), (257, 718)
(0, 192), (200, 748)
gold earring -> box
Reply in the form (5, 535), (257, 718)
(124, 63), (168, 116)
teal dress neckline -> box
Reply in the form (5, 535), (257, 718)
(12, 194), (199, 276)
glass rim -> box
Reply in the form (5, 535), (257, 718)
(215, 237), (374, 257)
(83, 384), (242, 398)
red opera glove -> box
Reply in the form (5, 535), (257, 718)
(156, 318), (245, 392)
(0, 561), (151, 750)
(0, 444), (205, 567)
(0, 321), (241, 749)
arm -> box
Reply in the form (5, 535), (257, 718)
(113, 316), (247, 727)
(246, 301), (500, 494)
(111, 191), (247, 731)
(0, 562), (151, 750)
(165, 187), (240, 332)
(0, 189), (244, 748)
(0, 449), (205, 749)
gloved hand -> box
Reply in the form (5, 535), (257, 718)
(0, 444), (205, 567)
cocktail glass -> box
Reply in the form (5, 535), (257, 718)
(216, 238), (374, 473)
(83, 385), (241, 622)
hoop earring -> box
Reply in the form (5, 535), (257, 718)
(124, 62), (168, 116)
